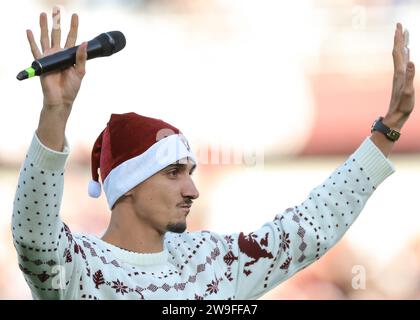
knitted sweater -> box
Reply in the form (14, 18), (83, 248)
(12, 133), (394, 300)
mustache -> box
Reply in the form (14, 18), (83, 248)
(179, 198), (193, 206)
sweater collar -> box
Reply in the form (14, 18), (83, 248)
(91, 235), (169, 266)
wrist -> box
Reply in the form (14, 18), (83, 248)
(37, 108), (68, 152)
(41, 103), (72, 121)
(383, 112), (409, 130)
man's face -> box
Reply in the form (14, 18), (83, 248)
(127, 157), (199, 235)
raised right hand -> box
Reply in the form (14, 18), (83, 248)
(27, 8), (87, 116)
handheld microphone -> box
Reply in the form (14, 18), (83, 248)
(17, 31), (126, 81)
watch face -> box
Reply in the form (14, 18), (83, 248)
(387, 130), (400, 141)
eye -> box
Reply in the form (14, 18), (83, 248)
(168, 169), (179, 178)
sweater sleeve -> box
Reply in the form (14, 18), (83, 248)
(11, 133), (83, 299)
(215, 137), (395, 299)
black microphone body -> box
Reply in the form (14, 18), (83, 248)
(17, 31), (126, 80)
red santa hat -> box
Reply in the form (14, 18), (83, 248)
(88, 112), (196, 209)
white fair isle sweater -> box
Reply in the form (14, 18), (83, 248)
(12, 133), (394, 300)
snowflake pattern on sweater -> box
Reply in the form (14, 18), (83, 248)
(11, 133), (395, 299)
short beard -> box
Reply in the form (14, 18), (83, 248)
(166, 222), (187, 233)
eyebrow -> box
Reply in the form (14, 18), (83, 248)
(165, 163), (196, 174)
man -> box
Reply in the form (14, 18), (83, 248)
(12, 8), (415, 299)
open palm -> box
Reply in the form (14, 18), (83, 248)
(387, 23), (416, 128)
(27, 10), (87, 110)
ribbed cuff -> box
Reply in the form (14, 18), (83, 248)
(351, 136), (395, 188)
(26, 132), (70, 171)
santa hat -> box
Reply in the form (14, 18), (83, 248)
(88, 112), (196, 209)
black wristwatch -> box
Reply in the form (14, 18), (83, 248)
(371, 116), (400, 142)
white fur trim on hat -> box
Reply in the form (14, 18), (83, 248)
(103, 134), (196, 209)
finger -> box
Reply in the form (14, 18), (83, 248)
(391, 23), (405, 96)
(403, 29), (410, 65)
(393, 23), (404, 73)
(65, 14), (78, 48)
(26, 29), (42, 60)
(75, 41), (87, 78)
(39, 12), (50, 52)
(51, 6), (61, 48)
(404, 47), (410, 65)
(403, 28), (409, 46)
(404, 61), (416, 91)
(393, 23), (403, 50)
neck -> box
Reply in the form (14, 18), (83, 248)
(102, 202), (165, 254)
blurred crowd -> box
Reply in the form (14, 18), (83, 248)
(267, 237), (420, 299)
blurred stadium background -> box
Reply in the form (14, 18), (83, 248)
(0, 0), (419, 299)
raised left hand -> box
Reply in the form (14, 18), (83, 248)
(384, 23), (416, 130)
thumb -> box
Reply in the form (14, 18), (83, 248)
(75, 41), (87, 78)
(405, 61), (415, 90)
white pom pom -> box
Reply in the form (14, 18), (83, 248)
(88, 180), (102, 198)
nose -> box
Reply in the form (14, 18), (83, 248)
(182, 176), (200, 200)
